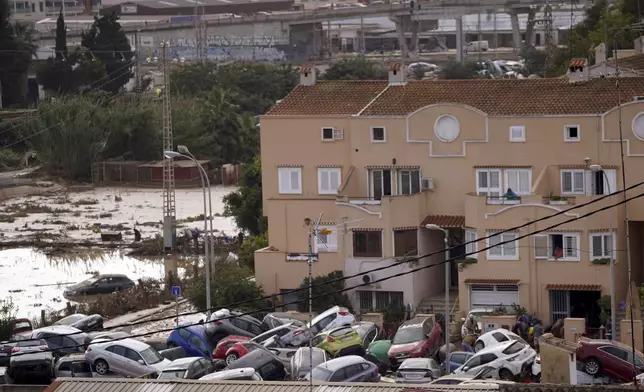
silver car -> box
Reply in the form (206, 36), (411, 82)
(251, 323), (307, 347)
(290, 347), (328, 380)
(396, 358), (441, 383)
(199, 367), (262, 381)
(85, 338), (171, 377)
(54, 355), (93, 378)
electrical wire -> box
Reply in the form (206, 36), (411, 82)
(12, 181), (642, 343)
(6, 185), (643, 349)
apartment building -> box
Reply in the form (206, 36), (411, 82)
(256, 60), (644, 327)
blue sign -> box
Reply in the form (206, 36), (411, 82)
(171, 285), (181, 297)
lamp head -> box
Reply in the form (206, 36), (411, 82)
(164, 151), (180, 159)
(177, 145), (190, 154)
(589, 164), (602, 173)
(425, 224), (441, 231)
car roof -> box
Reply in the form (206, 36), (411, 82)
(581, 338), (644, 353)
(178, 325), (207, 336)
(475, 340), (518, 354)
(201, 367), (257, 380)
(33, 325), (83, 335)
(96, 274), (130, 278)
(97, 338), (151, 351)
(311, 306), (344, 324)
(317, 355), (365, 370)
(221, 335), (249, 343)
(165, 357), (202, 369)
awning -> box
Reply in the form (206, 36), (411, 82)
(546, 284), (601, 291)
(464, 279), (520, 285)
(420, 214), (465, 228)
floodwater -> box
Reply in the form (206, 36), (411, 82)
(0, 186), (237, 241)
(0, 186), (237, 318)
(0, 248), (191, 319)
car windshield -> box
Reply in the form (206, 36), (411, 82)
(14, 322), (30, 330)
(158, 369), (187, 379)
(393, 327), (424, 344)
(309, 367), (333, 381)
(84, 277), (100, 285)
(17, 339), (46, 347)
(57, 315), (85, 325)
(140, 347), (164, 364)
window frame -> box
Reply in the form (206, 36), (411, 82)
(370, 126), (387, 143)
(564, 125), (581, 142)
(560, 169), (585, 195)
(315, 224), (338, 253)
(321, 127), (334, 141)
(533, 232), (581, 261)
(353, 230), (383, 258)
(476, 168), (502, 197)
(486, 231), (519, 261)
(278, 167), (302, 194)
(465, 229), (477, 259)
(368, 168), (392, 200)
(393, 229), (418, 257)
(590, 232), (615, 260)
(317, 167), (341, 195)
(504, 168), (532, 195)
(398, 169), (421, 195)
(509, 126), (526, 142)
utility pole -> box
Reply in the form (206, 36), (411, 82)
(477, 9), (482, 64)
(161, 42), (177, 251)
(134, 31), (142, 96)
(306, 213), (323, 392)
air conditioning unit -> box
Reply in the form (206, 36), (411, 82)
(421, 177), (435, 190)
(362, 274), (374, 284)
(634, 96), (644, 102)
(333, 128), (344, 140)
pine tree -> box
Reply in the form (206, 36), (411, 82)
(54, 9), (67, 61)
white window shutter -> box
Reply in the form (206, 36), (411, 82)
(534, 235), (548, 259)
(290, 169), (300, 192)
(604, 169), (617, 194)
(562, 171), (572, 193)
(573, 171), (585, 193)
(565, 235), (578, 258)
(584, 170), (594, 196)
(279, 169), (289, 193)
(518, 170), (530, 194)
(320, 170), (329, 192)
(490, 170), (500, 188)
(327, 229), (338, 251)
(330, 170), (340, 192)
(505, 170), (518, 193)
(591, 235), (603, 258)
(478, 170), (488, 188)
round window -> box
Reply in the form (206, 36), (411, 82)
(633, 112), (644, 141)
(434, 115), (460, 143)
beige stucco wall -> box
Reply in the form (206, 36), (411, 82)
(257, 98), (644, 319)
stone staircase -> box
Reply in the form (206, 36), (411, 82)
(417, 290), (460, 321)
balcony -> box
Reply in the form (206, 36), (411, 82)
(336, 192), (429, 228)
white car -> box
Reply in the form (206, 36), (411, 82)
(174, 313), (206, 326)
(84, 338), (171, 377)
(454, 340), (536, 381)
(395, 358), (441, 383)
(306, 306), (355, 337)
(474, 329), (528, 352)
(251, 323), (307, 347)
(199, 367), (262, 381)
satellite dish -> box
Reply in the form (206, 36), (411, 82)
(362, 275), (371, 284)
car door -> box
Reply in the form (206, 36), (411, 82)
(124, 347), (149, 376)
(89, 278), (109, 295)
(104, 345), (129, 375)
(598, 346), (630, 381)
(189, 360), (206, 379)
(329, 367), (348, 382)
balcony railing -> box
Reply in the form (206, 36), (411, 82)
(486, 195), (522, 205)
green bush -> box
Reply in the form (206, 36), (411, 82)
(297, 271), (353, 313)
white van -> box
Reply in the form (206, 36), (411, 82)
(465, 41), (489, 52)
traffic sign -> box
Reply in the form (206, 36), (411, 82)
(171, 285), (181, 297)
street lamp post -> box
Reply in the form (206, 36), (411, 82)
(177, 145), (215, 279)
(589, 164), (615, 339)
(425, 224), (450, 362)
(164, 149), (212, 318)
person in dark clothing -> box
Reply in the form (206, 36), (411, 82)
(133, 227), (141, 242)
(237, 232), (245, 246)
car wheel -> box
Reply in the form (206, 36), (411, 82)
(474, 341), (485, 352)
(225, 353), (238, 365)
(499, 368), (515, 381)
(94, 359), (109, 375)
(585, 358), (601, 376)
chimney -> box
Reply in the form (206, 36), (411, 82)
(567, 58), (589, 83)
(635, 37), (644, 53)
(299, 64), (315, 86)
(594, 43), (606, 65)
(388, 62), (406, 86)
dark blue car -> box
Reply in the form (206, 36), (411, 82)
(167, 325), (212, 358)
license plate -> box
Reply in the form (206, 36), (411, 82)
(341, 336), (353, 342)
(405, 374), (422, 379)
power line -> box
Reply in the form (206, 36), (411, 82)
(6, 188), (644, 354)
(7, 183), (643, 346)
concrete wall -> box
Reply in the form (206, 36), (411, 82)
(0, 385), (48, 392)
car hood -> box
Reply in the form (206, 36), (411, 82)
(65, 282), (90, 291)
(389, 342), (422, 354)
(149, 359), (172, 372)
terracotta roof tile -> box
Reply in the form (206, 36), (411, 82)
(464, 279), (521, 284)
(607, 53), (644, 71)
(266, 81), (387, 116)
(420, 214), (465, 228)
(546, 284), (601, 291)
(266, 78), (644, 117)
(389, 62), (402, 71)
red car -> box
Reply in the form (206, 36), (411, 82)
(388, 316), (442, 369)
(212, 335), (249, 360)
(577, 338), (644, 382)
(225, 341), (263, 365)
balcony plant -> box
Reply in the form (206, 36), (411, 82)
(456, 257), (478, 271)
(548, 193), (569, 205)
(592, 257), (611, 265)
